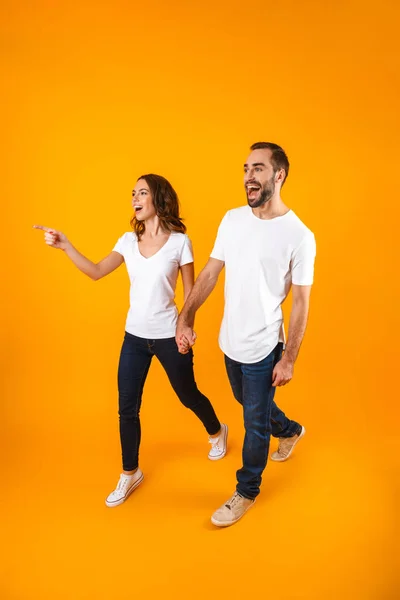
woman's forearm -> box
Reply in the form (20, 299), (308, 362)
(64, 243), (101, 280)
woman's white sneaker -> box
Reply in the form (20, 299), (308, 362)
(208, 423), (228, 460)
(105, 470), (144, 507)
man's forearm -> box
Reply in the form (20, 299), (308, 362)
(283, 302), (310, 364)
(179, 268), (219, 327)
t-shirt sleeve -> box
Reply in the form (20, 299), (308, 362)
(291, 233), (316, 285)
(113, 233), (127, 256)
(210, 212), (229, 262)
(179, 235), (194, 266)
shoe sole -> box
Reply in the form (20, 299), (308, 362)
(211, 498), (255, 527)
(270, 426), (306, 462)
(208, 423), (228, 461)
(105, 472), (144, 507)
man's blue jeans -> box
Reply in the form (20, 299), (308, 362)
(224, 343), (301, 500)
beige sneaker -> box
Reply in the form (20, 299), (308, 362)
(211, 491), (255, 527)
(270, 425), (306, 462)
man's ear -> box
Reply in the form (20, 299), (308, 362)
(275, 168), (285, 184)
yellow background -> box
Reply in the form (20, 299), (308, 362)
(1, 0), (399, 598)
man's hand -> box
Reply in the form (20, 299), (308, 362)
(272, 356), (294, 387)
(175, 258), (224, 354)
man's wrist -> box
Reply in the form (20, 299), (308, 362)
(180, 308), (195, 328)
(281, 351), (296, 366)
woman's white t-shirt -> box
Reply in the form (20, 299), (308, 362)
(113, 232), (193, 339)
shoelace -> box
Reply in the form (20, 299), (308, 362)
(115, 475), (131, 494)
(225, 492), (241, 510)
(209, 435), (221, 449)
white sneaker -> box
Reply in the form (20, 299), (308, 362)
(211, 491), (255, 527)
(105, 469), (144, 507)
(208, 423), (228, 460)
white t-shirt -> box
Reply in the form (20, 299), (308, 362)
(113, 232), (193, 339)
(210, 205), (316, 364)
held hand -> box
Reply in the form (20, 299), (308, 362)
(179, 331), (197, 353)
(33, 225), (70, 251)
(176, 325), (197, 354)
(272, 357), (294, 387)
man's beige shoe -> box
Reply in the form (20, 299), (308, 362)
(271, 426), (306, 462)
(211, 491), (255, 527)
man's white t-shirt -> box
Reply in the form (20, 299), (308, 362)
(210, 205), (316, 364)
(113, 232), (193, 339)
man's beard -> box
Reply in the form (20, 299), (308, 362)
(246, 177), (276, 208)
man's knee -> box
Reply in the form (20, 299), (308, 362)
(243, 405), (268, 432)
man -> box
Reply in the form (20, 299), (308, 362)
(176, 142), (316, 527)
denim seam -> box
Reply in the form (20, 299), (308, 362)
(128, 358), (151, 469)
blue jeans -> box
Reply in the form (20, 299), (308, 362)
(225, 343), (301, 500)
(118, 332), (221, 471)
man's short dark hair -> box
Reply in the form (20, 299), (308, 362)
(250, 142), (290, 185)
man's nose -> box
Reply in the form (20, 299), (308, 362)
(245, 173), (256, 184)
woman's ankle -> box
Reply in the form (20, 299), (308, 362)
(123, 468), (138, 476)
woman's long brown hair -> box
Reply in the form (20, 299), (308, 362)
(130, 174), (186, 240)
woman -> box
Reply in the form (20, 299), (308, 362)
(34, 174), (228, 507)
